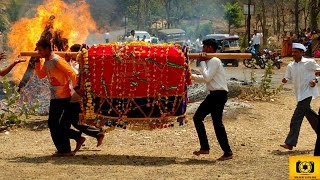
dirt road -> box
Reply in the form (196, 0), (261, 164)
(1, 57), (319, 179)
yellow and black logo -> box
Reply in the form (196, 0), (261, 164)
(289, 156), (320, 180)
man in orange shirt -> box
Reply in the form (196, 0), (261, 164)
(35, 39), (77, 157)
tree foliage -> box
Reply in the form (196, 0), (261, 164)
(0, 14), (10, 32)
(0, 0), (23, 32)
(223, 2), (243, 34)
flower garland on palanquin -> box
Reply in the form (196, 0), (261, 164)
(78, 41), (192, 130)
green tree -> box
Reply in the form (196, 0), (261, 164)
(0, 14), (9, 32)
(223, 2), (243, 34)
(7, 0), (22, 22)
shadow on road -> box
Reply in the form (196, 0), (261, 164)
(271, 149), (313, 156)
(22, 120), (48, 131)
(9, 154), (217, 166)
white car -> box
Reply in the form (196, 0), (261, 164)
(135, 31), (151, 42)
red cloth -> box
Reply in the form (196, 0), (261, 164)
(86, 44), (186, 98)
(314, 49), (320, 58)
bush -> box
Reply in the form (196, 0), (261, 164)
(0, 77), (39, 127)
(239, 63), (283, 101)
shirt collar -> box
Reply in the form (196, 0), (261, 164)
(294, 57), (307, 63)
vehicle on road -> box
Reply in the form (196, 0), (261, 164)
(134, 31), (152, 42)
(204, 33), (241, 67)
(157, 29), (186, 45)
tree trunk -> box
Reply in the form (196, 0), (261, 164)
(272, 4), (276, 34)
(261, 0), (267, 46)
(282, 5), (286, 32)
(136, 0), (141, 30)
(309, 0), (320, 30)
(303, 0), (310, 30)
(163, 0), (172, 29)
(276, 1), (281, 36)
(294, 0), (300, 34)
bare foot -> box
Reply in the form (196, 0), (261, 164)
(74, 136), (86, 153)
(193, 150), (209, 156)
(280, 144), (293, 150)
(96, 133), (105, 147)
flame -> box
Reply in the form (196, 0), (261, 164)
(7, 0), (96, 81)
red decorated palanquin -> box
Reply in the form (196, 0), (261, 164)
(78, 42), (191, 130)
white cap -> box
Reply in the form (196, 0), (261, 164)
(292, 43), (306, 52)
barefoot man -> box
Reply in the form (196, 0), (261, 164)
(34, 39), (77, 157)
(191, 38), (233, 161)
(280, 43), (319, 151)
(64, 44), (105, 153)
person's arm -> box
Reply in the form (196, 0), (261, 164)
(198, 58), (219, 82)
(34, 58), (47, 79)
(191, 73), (206, 83)
(282, 65), (292, 83)
(0, 57), (26, 76)
(55, 58), (78, 87)
(310, 59), (320, 71)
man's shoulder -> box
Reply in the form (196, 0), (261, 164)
(208, 57), (221, 63)
(302, 57), (315, 61)
(208, 57), (222, 65)
(287, 61), (296, 67)
(51, 54), (65, 63)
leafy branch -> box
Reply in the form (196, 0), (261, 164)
(0, 77), (39, 127)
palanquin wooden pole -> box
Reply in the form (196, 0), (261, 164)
(188, 53), (252, 60)
(20, 51), (78, 58)
(20, 51), (252, 60)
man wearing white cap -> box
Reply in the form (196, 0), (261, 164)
(280, 43), (320, 150)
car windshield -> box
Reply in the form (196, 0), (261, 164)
(135, 32), (151, 40)
(227, 39), (239, 47)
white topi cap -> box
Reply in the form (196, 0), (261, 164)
(292, 43), (307, 52)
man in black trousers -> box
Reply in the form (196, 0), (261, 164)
(64, 44), (105, 153)
(191, 39), (233, 161)
(315, 109), (320, 156)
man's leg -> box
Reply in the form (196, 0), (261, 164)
(58, 98), (73, 154)
(63, 102), (86, 152)
(69, 102), (104, 147)
(315, 108), (320, 156)
(69, 102), (100, 137)
(48, 99), (71, 154)
(193, 95), (212, 155)
(254, 44), (260, 54)
(305, 108), (318, 133)
(64, 102), (82, 141)
(284, 97), (312, 147)
(210, 91), (232, 160)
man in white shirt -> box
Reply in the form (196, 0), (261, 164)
(104, 32), (110, 43)
(280, 43), (319, 150)
(126, 30), (135, 42)
(252, 30), (262, 53)
(64, 44), (105, 153)
(191, 39), (233, 161)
